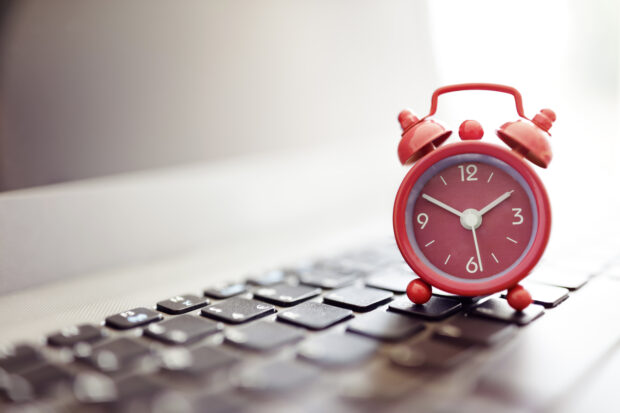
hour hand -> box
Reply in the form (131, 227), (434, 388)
(421, 194), (463, 217)
(479, 190), (514, 215)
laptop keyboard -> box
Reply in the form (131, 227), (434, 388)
(0, 241), (618, 412)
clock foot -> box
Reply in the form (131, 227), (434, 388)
(406, 279), (432, 305)
(506, 284), (532, 311)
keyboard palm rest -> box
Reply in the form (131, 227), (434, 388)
(475, 276), (620, 409)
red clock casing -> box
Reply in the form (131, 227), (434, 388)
(393, 141), (551, 296)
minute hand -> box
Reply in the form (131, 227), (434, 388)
(421, 194), (463, 217)
(479, 190), (514, 216)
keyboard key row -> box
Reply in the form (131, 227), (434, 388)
(46, 288), (546, 366)
(6, 313), (537, 405)
(51, 287), (550, 371)
(41, 241), (583, 343)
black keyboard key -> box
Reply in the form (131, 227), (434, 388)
(365, 269), (412, 293)
(201, 297), (275, 324)
(234, 360), (318, 393)
(143, 315), (222, 345)
(5, 362), (73, 402)
(0, 344), (44, 375)
(433, 314), (517, 346)
(470, 298), (544, 326)
(253, 284), (321, 306)
(299, 269), (356, 289)
(347, 310), (425, 341)
(500, 283), (569, 308)
(323, 286), (393, 312)
(77, 337), (152, 373)
(204, 282), (246, 299)
(277, 301), (353, 330)
(161, 345), (239, 377)
(105, 307), (162, 330)
(298, 333), (377, 367)
(47, 324), (104, 347)
(390, 339), (474, 370)
(156, 294), (209, 314)
(389, 296), (462, 320)
(225, 320), (304, 351)
(247, 269), (286, 286)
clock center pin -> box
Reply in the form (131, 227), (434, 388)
(460, 208), (482, 230)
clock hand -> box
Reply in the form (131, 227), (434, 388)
(421, 194), (463, 218)
(470, 225), (483, 272)
(479, 190), (514, 216)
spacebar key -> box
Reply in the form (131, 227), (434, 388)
(476, 277), (620, 409)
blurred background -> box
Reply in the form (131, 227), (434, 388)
(0, 0), (435, 191)
(1, 0), (617, 191)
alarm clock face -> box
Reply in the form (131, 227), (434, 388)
(394, 142), (551, 295)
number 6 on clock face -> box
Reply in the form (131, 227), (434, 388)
(393, 142), (551, 296)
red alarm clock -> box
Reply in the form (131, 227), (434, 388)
(393, 84), (555, 311)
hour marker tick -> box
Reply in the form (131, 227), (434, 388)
(491, 252), (499, 263)
(440, 176), (447, 186)
(444, 254), (451, 264)
(506, 237), (518, 244)
(425, 240), (436, 247)
(487, 172), (494, 183)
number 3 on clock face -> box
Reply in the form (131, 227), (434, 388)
(393, 142), (551, 296)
